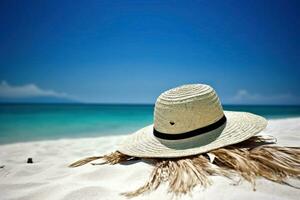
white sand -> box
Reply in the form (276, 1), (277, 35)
(1, 118), (300, 200)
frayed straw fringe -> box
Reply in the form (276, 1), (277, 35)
(69, 136), (300, 198)
(68, 152), (135, 167)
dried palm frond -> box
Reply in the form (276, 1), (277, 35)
(69, 151), (136, 167)
(69, 156), (103, 167)
(69, 136), (300, 197)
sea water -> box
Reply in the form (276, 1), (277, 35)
(0, 104), (300, 144)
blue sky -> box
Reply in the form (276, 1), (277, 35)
(0, 0), (299, 104)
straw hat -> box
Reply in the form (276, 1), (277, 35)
(118, 84), (267, 158)
(70, 84), (299, 198)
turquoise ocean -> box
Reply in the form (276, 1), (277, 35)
(1, 104), (300, 144)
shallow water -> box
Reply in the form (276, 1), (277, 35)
(0, 104), (299, 144)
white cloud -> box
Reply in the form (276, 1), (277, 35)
(231, 89), (299, 104)
(0, 80), (71, 99)
(233, 89), (258, 101)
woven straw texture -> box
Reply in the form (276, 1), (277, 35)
(118, 84), (267, 158)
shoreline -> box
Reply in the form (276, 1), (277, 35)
(1, 116), (300, 147)
(1, 117), (300, 200)
(0, 133), (128, 147)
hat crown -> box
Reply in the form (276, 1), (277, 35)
(154, 84), (224, 134)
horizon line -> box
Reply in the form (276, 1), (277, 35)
(1, 102), (300, 106)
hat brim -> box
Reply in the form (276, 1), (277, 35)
(118, 111), (267, 158)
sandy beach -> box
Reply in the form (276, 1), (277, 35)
(1, 117), (300, 200)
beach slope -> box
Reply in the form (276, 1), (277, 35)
(1, 118), (300, 200)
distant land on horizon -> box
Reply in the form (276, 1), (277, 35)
(0, 99), (299, 106)
(0, 96), (78, 104)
